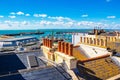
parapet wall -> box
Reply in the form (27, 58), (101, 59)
(79, 36), (117, 48)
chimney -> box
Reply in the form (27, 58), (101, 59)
(46, 38), (49, 47)
(48, 39), (49, 47)
(61, 42), (64, 53)
(49, 39), (52, 48)
(46, 38), (47, 47)
(68, 43), (73, 56)
(44, 38), (47, 46)
(63, 42), (65, 53)
(58, 41), (61, 51)
(65, 42), (69, 55)
(63, 42), (66, 53)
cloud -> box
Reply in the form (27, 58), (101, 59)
(1, 15), (120, 29)
(81, 14), (88, 17)
(33, 14), (47, 18)
(10, 12), (16, 15)
(8, 16), (16, 18)
(107, 16), (116, 19)
(48, 16), (73, 21)
(16, 11), (24, 15)
(1, 20), (120, 29)
(25, 14), (30, 16)
(21, 21), (29, 25)
(39, 14), (47, 18)
(33, 14), (39, 17)
(39, 20), (75, 28)
(0, 15), (4, 18)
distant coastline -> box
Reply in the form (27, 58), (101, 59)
(0, 29), (120, 35)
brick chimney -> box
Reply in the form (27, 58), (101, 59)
(58, 41), (61, 52)
(49, 39), (52, 48)
(47, 39), (49, 47)
(46, 38), (49, 47)
(44, 38), (47, 46)
(61, 42), (64, 53)
(65, 42), (69, 55)
(68, 43), (73, 56)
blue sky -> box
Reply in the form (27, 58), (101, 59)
(0, 0), (120, 29)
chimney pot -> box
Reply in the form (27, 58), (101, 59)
(68, 43), (73, 56)
(58, 41), (61, 52)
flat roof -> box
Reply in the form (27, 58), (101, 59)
(0, 37), (37, 42)
(79, 44), (110, 58)
(0, 51), (72, 80)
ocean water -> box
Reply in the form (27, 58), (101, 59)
(0, 29), (91, 34)
(0, 29), (119, 42)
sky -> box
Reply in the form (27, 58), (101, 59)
(0, 0), (120, 30)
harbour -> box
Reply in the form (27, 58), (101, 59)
(0, 0), (120, 79)
(0, 28), (120, 80)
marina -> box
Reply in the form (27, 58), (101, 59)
(0, 28), (120, 80)
(0, 0), (120, 79)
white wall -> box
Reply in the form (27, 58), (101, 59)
(72, 33), (88, 45)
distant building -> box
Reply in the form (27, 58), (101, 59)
(0, 37), (40, 52)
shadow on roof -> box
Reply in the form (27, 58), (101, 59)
(0, 54), (26, 79)
(0, 74), (25, 80)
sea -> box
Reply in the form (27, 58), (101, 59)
(0, 29), (119, 42)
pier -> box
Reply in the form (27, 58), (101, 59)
(4, 31), (44, 36)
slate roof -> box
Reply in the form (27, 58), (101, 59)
(0, 51), (72, 80)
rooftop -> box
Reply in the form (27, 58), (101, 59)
(0, 37), (38, 42)
(0, 51), (72, 80)
(73, 46), (88, 61)
(79, 44), (110, 58)
(77, 56), (120, 80)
